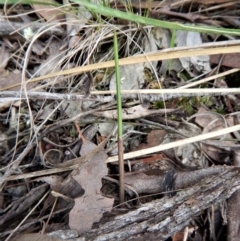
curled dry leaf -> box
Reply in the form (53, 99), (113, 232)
(175, 30), (211, 76)
(69, 140), (114, 234)
(195, 107), (234, 163)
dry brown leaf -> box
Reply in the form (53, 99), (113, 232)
(69, 140), (113, 234)
(32, 0), (64, 22)
(226, 115), (240, 139)
(172, 232), (184, 241)
(0, 70), (34, 91)
(195, 106), (225, 130)
(131, 129), (167, 170)
(134, 129), (167, 151)
(210, 53), (240, 68)
(35, 39), (65, 77)
(147, 130), (167, 147)
(195, 107), (234, 162)
(0, 45), (10, 72)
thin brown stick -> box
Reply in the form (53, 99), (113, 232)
(75, 122), (86, 144)
(118, 137), (125, 204)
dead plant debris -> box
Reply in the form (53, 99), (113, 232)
(1, 0), (240, 240)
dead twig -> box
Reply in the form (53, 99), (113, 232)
(0, 102), (115, 190)
(2, 88), (240, 102)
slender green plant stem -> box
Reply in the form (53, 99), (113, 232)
(168, 29), (176, 72)
(71, 0), (240, 36)
(113, 30), (125, 204)
(114, 34), (123, 139)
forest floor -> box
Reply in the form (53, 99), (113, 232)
(1, 1), (240, 240)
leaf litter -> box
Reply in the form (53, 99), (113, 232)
(69, 137), (114, 234)
(1, 1), (240, 240)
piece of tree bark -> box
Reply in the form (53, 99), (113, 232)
(227, 190), (240, 241)
(0, 183), (49, 231)
(227, 151), (240, 241)
(77, 168), (240, 241)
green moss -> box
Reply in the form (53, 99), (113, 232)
(177, 71), (191, 82)
(212, 107), (226, 115)
(70, 126), (78, 138)
(178, 96), (215, 116)
(152, 101), (165, 109)
(144, 68), (154, 84)
(170, 115), (177, 120)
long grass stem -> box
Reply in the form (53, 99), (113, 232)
(114, 30), (125, 204)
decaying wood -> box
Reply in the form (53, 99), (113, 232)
(227, 190), (240, 241)
(124, 166), (230, 195)
(227, 150), (240, 241)
(77, 168), (240, 241)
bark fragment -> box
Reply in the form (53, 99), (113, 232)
(78, 168), (240, 241)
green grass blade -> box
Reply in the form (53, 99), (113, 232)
(5, 0), (240, 36)
(114, 30), (124, 203)
(114, 32), (123, 139)
(168, 29), (176, 72)
(71, 0), (240, 36)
